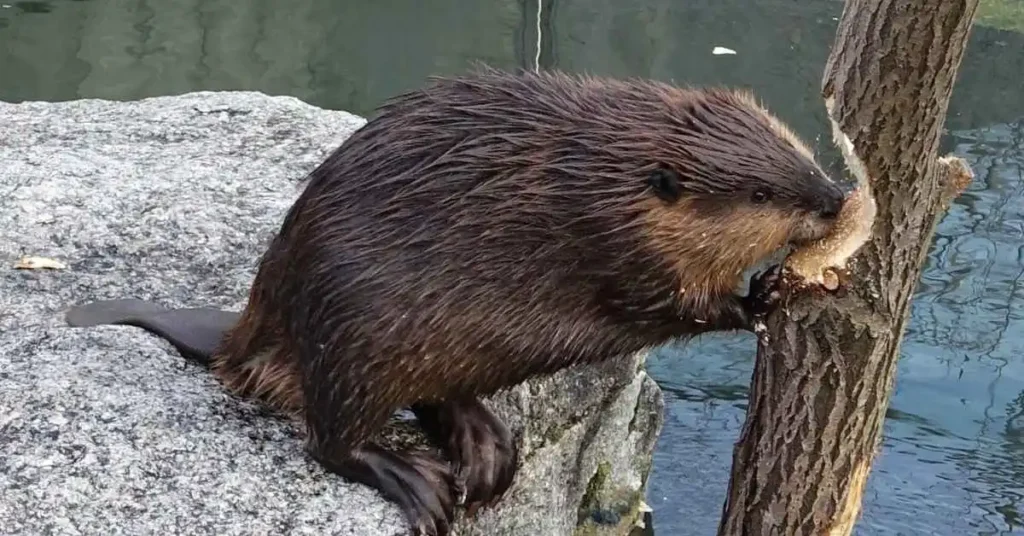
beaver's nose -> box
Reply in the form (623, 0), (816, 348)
(819, 196), (841, 219)
(816, 183), (845, 220)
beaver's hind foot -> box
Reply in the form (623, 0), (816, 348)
(313, 442), (456, 536)
(413, 399), (518, 516)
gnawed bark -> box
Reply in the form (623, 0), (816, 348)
(717, 1), (979, 535)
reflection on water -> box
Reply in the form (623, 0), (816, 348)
(3, 0), (1024, 534)
(898, 120), (1024, 534)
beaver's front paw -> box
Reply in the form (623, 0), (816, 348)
(743, 265), (782, 319)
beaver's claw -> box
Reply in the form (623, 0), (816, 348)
(743, 265), (782, 320)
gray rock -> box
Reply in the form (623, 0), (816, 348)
(0, 92), (664, 536)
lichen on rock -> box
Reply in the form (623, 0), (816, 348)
(0, 92), (664, 536)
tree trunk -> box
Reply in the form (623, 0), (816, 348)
(717, 1), (980, 535)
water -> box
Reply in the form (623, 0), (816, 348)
(2, 0), (1023, 534)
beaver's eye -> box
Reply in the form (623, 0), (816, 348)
(648, 166), (682, 204)
(751, 189), (771, 204)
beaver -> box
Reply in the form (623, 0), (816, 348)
(64, 67), (845, 536)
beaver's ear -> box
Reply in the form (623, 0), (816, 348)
(647, 166), (683, 204)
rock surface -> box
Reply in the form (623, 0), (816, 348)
(0, 92), (664, 535)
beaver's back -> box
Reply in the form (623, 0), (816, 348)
(261, 71), (686, 390)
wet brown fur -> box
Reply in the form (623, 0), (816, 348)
(72, 67), (845, 535)
(218, 67), (841, 458)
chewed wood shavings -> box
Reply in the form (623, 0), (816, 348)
(13, 256), (68, 270)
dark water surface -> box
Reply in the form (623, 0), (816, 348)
(3, 1), (1023, 534)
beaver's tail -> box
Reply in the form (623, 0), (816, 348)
(64, 299), (240, 365)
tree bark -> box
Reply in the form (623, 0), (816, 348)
(717, 1), (980, 535)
